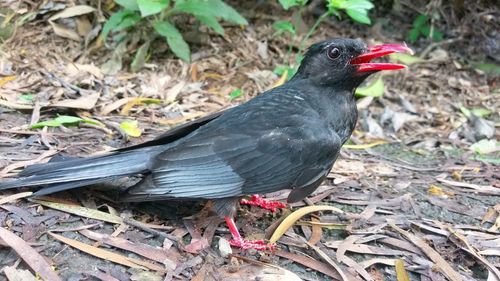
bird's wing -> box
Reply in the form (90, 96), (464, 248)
(125, 124), (341, 201)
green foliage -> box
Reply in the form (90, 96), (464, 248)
(229, 89), (243, 100)
(355, 77), (384, 98)
(102, 0), (247, 67)
(272, 20), (296, 36)
(278, 0), (308, 10)
(31, 115), (98, 129)
(408, 14), (442, 43)
(327, 0), (374, 24)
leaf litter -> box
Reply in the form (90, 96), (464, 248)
(0, 1), (499, 280)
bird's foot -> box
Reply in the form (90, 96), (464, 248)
(228, 237), (276, 251)
(240, 195), (286, 213)
(224, 216), (275, 251)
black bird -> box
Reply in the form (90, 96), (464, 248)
(0, 39), (413, 250)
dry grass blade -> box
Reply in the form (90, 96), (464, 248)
(48, 232), (165, 272)
(0, 150), (57, 177)
(304, 241), (349, 281)
(3, 266), (38, 281)
(269, 205), (343, 244)
(0, 228), (62, 281)
(447, 227), (500, 280)
(335, 235), (374, 281)
(274, 250), (341, 280)
(389, 222), (463, 281)
(308, 216), (322, 245)
(79, 229), (174, 266)
(395, 259), (411, 281)
(0, 192), (32, 205)
(30, 199), (123, 224)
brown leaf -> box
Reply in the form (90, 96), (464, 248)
(48, 232), (165, 272)
(50, 92), (100, 110)
(3, 266), (38, 281)
(0, 228), (62, 281)
(274, 250), (341, 279)
(79, 229), (178, 269)
(389, 222), (463, 281)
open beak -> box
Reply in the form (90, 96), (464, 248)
(351, 43), (414, 72)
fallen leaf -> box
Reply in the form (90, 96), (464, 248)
(50, 92), (101, 110)
(355, 77), (384, 98)
(389, 222), (462, 281)
(274, 250), (341, 279)
(48, 5), (95, 21)
(395, 259), (411, 281)
(0, 228), (62, 281)
(0, 192), (33, 205)
(48, 232), (164, 272)
(30, 199), (123, 224)
(120, 120), (142, 137)
(3, 266), (38, 281)
(269, 205), (343, 244)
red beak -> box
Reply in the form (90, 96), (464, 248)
(351, 43), (414, 72)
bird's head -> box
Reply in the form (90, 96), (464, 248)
(293, 38), (414, 89)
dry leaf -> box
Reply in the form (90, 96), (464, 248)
(3, 266), (38, 281)
(48, 5), (95, 21)
(49, 232), (164, 272)
(395, 259), (411, 281)
(30, 199), (123, 224)
(0, 192), (33, 205)
(0, 228), (62, 281)
(389, 222), (463, 281)
(50, 92), (100, 110)
(269, 205), (343, 244)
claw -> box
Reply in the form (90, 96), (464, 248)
(240, 195), (287, 212)
(228, 238), (275, 251)
(224, 216), (276, 251)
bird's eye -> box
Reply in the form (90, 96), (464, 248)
(327, 47), (341, 60)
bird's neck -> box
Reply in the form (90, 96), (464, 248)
(291, 80), (358, 144)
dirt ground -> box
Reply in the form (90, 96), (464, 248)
(0, 1), (499, 281)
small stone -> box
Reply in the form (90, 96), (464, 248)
(218, 237), (232, 258)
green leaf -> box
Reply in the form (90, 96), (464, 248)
(229, 88), (243, 100)
(102, 10), (140, 39)
(413, 14), (428, 29)
(272, 20), (296, 35)
(153, 21), (190, 62)
(278, 0), (306, 10)
(195, 14), (224, 35)
(137, 0), (169, 17)
(390, 53), (422, 65)
(460, 106), (492, 118)
(114, 0), (139, 11)
(30, 115), (97, 129)
(345, 8), (371, 24)
(173, 0), (247, 25)
(470, 139), (499, 155)
(273, 65), (297, 81)
(120, 120), (142, 137)
(19, 94), (34, 102)
(431, 29), (443, 41)
(355, 77), (384, 97)
(408, 27), (420, 43)
(131, 41), (150, 72)
(341, 0), (374, 10)
(473, 63), (500, 75)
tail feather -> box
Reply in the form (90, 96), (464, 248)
(0, 149), (154, 193)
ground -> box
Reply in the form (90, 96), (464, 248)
(0, 1), (499, 281)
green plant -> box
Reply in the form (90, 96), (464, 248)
(408, 14), (442, 43)
(272, 0), (374, 82)
(102, 0), (247, 68)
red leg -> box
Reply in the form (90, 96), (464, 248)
(239, 195), (287, 213)
(224, 216), (275, 250)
